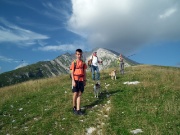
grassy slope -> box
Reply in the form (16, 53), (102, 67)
(0, 65), (179, 135)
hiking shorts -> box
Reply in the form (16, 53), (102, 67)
(72, 81), (84, 93)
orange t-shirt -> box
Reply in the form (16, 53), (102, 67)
(70, 60), (87, 81)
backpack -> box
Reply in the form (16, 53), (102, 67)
(88, 55), (94, 67)
(70, 60), (85, 78)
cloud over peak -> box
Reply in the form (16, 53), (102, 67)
(68, 0), (180, 53)
(36, 44), (86, 52)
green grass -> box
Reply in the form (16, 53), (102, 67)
(0, 65), (179, 134)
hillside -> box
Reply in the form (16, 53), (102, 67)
(0, 65), (179, 134)
(0, 48), (138, 88)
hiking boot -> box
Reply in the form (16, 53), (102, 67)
(77, 110), (84, 115)
(72, 106), (76, 114)
(74, 110), (84, 115)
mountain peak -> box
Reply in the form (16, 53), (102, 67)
(0, 48), (138, 87)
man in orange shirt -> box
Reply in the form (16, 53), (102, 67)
(70, 49), (87, 115)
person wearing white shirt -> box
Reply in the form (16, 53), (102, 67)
(89, 52), (102, 81)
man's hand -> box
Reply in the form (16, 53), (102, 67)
(99, 60), (103, 64)
(72, 80), (76, 87)
(84, 80), (86, 86)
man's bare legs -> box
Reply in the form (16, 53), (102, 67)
(76, 91), (82, 111)
(73, 91), (82, 110)
(73, 92), (78, 108)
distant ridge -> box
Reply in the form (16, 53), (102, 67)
(0, 48), (138, 87)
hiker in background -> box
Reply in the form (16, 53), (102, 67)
(89, 52), (102, 81)
(119, 54), (124, 74)
(70, 49), (87, 115)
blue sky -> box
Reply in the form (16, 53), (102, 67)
(0, 0), (180, 73)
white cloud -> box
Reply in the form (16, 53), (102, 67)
(15, 62), (28, 69)
(0, 18), (49, 46)
(37, 40), (47, 46)
(42, 1), (71, 21)
(0, 55), (14, 63)
(36, 44), (86, 52)
(159, 8), (177, 19)
(0, 55), (26, 63)
(68, 0), (180, 54)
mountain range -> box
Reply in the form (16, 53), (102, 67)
(0, 48), (138, 87)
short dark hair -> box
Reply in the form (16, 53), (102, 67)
(76, 49), (83, 53)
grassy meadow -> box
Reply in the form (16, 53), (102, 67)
(0, 65), (179, 135)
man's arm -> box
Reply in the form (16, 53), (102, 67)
(84, 64), (87, 86)
(84, 70), (86, 86)
(89, 55), (92, 60)
(71, 63), (76, 87)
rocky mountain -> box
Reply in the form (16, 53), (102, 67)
(84, 48), (138, 71)
(0, 48), (138, 87)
